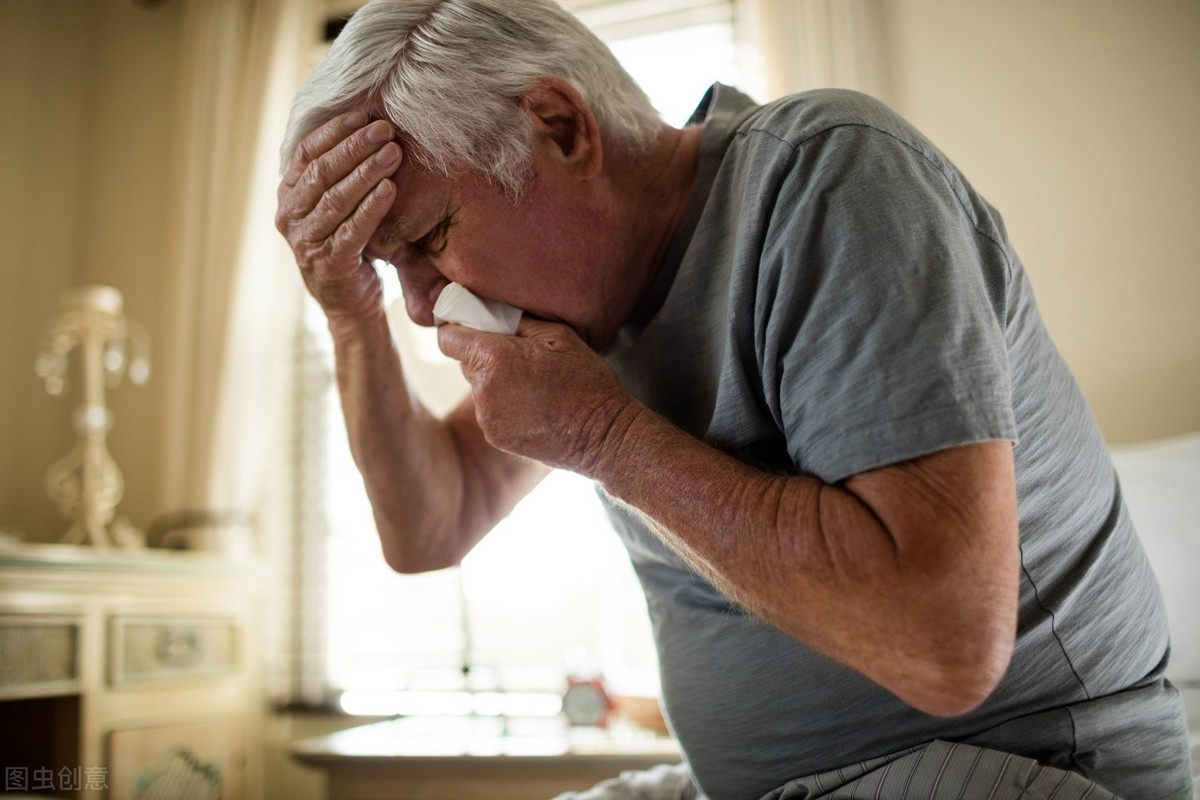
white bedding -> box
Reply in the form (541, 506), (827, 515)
(1178, 683), (1200, 800)
(1185, 685), (1200, 800)
(1109, 433), (1200, 797)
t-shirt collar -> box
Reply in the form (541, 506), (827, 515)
(605, 83), (760, 354)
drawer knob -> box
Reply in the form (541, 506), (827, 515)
(154, 627), (203, 669)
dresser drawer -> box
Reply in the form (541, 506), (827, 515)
(0, 614), (81, 697)
(109, 616), (240, 687)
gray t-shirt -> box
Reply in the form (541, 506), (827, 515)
(601, 85), (1191, 799)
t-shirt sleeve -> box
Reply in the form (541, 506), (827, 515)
(754, 124), (1017, 483)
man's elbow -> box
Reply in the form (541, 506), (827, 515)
(378, 528), (463, 575)
(382, 548), (436, 575)
(901, 634), (1014, 718)
(908, 670), (1005, 718)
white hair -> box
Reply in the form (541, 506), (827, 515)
(282, 0), (662, 198)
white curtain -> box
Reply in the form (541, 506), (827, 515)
(157, 0), (308, 544)
(736, 0), (887, 101)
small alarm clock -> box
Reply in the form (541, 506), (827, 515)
(562, 675), (612, 727)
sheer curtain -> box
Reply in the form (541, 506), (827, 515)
(156, 0), (307, 544)
(736, 0), (887, 100)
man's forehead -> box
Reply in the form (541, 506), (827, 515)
(390, 153), (457, 231)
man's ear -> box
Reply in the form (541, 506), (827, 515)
(521, 78), (603, 179)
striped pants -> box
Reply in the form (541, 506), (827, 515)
(554, 741), (1122, 800)
(759, 740), (1120, 799)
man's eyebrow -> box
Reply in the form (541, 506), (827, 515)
(374, 214), (414, 248)
(404, 202), (456, 256)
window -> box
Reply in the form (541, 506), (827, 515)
(295, 0), (745, 717)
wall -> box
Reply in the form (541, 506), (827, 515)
(0, 0), (182, 543)
(874, 0), (1200, 443)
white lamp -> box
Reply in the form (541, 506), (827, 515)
(35, 285), (150, 548)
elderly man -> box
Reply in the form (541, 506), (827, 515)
(275, 1), (1192, 797)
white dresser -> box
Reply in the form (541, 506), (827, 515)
(0, 544), (266, 799)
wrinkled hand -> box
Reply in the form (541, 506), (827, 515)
(437, 318), (642, 475)
(274, 111), (400, 320)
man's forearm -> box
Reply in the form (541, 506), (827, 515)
(329, 311), (471, 571)
(329, 311), (545, 572)
(587, 400), (1018, 716)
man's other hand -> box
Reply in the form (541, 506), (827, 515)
(437, 317), (641, 475)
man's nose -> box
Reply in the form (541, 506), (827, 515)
(394, 262), (448, 328)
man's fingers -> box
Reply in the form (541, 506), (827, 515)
(515, 317), (575, 350)
(321, 178), (397, 266)
(439, 318), (576, 363)
(276, 111), (404, 270)
(436, 323), (485, 364)
(281, 111), (366, 188)
(279, 174), (394, 273)
(279, 116), (399, 224)
(303, 141), (401, 241)
(433, 316), (627, 470)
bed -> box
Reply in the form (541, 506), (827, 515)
(1109, 432), (1200, 797)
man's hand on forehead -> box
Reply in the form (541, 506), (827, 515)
(275, 110), (404, 318)
(282, 112), (396, 190)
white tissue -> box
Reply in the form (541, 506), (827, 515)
(432, 282), (523, 335)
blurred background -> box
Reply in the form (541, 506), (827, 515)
(1, 1), (1197, 797)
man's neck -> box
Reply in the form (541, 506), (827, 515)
(604, 123), (704, 339)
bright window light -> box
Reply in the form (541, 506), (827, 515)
(609, 23), (739, 126)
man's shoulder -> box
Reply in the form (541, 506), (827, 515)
(734, 87), (921, 153)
